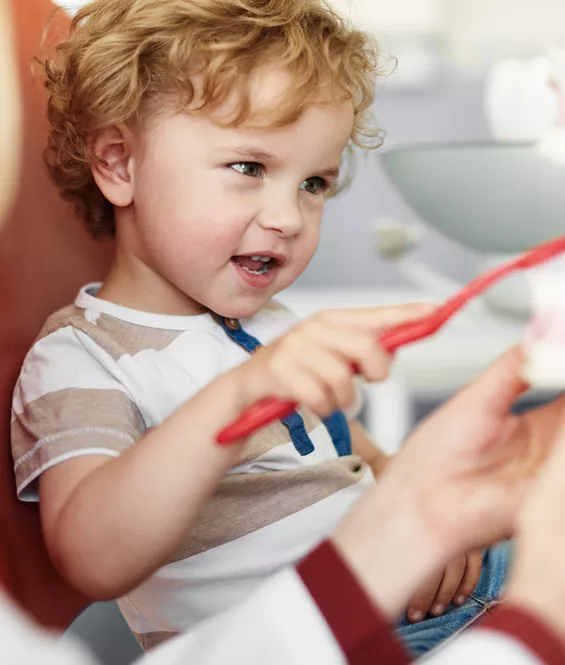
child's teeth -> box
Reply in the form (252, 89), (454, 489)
(251, 255), (271, 262)
(241, 265), (268, 275)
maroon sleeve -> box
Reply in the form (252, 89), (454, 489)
(482, 605), (565, 665)
(297, 541), (411, 665)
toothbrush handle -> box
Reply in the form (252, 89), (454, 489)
(216, 397), (298, 444)
(379, 316), (440, 352)
(216, 316), (438, 445)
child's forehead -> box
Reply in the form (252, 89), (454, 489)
(140, 98), (353, 171)
(214, 65), (339, 119)
(210, 95), (353, 147)
(245, 66), (296, 110)
(141, 65), (354, 154)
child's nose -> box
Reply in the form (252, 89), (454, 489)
(256, 200), (303, 238)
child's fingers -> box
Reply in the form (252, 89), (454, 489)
(453, 551), (483, 606)
(406, 571), (444, 623)
(301, 325), (393, 383)
(313, 302), (438, 334)
(428, 555), (468, 616)
(249, 305), (432, 412)
(287, 348), (357, 416)
(274, 368), (336, 417)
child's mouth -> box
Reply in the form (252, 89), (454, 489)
(230, 254), (284, 289)
(231, 255), (275, 275)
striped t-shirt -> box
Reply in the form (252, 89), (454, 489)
(11, 283), (373, 650)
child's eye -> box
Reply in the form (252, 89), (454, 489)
(230, 162), (264, 178)
(300, 177), (330, 195)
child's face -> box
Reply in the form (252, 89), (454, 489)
(111, 69), (354, 318)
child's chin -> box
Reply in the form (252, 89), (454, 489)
(214, 297), (270, 321)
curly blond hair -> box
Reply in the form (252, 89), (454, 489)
(44, 0), (382, 238)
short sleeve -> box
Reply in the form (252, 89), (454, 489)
(11, 326), (146, 501)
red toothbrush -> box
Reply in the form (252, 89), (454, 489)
(217, 236), (565, 445)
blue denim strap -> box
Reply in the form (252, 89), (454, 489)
(322, 410), (352, 457)
(281, 412), (315, 456)
(217, 316), (263, 352)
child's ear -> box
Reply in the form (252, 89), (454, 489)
(90, 124), (135, 208)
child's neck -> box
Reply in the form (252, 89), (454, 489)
(98, 247), (208, 317)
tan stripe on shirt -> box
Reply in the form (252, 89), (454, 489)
(12, 388), (145, 490)
(169, 455), (367, 562)
(236, 408), (322, 466)
(37, 306), (183, 361)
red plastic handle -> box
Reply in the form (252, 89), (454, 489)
(379, 316), (441, 353)
(216, 396), (298, 444)
(216, 315), (438, 445)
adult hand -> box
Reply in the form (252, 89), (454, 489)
(332, 346), (563, 619)
(507, 411), (565, 638)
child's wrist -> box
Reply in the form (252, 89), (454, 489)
(229, 355), (274, 412)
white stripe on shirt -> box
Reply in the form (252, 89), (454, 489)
(120, 469), (373, 633)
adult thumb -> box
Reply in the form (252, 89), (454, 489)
(453, 346), (529, 420)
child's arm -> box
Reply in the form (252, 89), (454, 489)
(32, 304), (433, 600)
(349, 419), (391, 478)
(38, 370), (248, 600)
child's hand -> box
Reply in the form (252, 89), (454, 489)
(238, 304), (436, 418)
(406, 551), (483, 623)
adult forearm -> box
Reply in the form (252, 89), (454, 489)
(331, 475), (445, 621)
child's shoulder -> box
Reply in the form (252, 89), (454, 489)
(26, 300), (148, 381)
(36, 303), (90, 342)
(21, 302), (124, 382)
(33, 301), (116, 355)
(33, 297), (185, 365)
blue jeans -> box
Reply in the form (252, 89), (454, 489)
(395, 541), (512, 658)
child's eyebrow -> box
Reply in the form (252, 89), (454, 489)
(222, 145), (340, 178)
(224, 146), (279, 164)
(317, 165), (340, 179)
